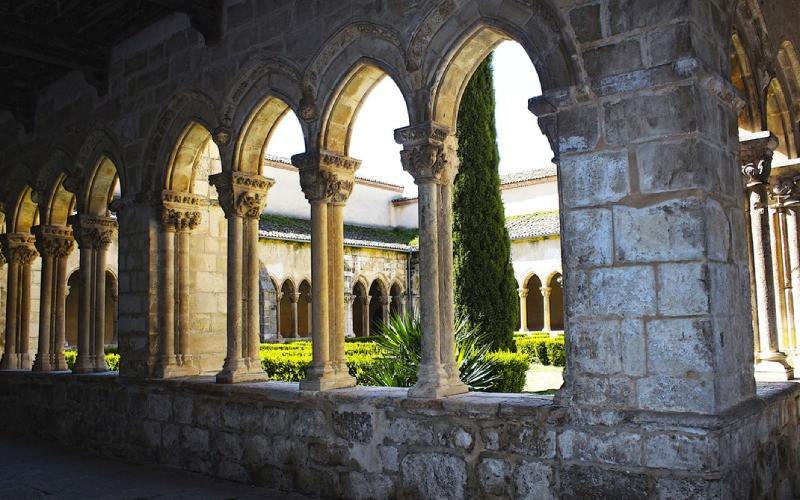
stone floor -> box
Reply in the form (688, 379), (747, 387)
(0, 431), (309, 499)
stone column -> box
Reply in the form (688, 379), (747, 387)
(305, 292), (313, 337)
(71, 215), (117, 373)
(211, 171), (273, 383)
(517, 288), (528, 332)
(362, 295), (371, 337)
(0, 233), (37, 370)
(290, 292), (300, 338)
(741, 134), (793, 380)
(275, 291), (283, 340)
(772, 175), (800, 363)
(541, 286), (552, 332)
(396, 122), (468, 398)
(154, 191), (202, 378)
(344, 292), (355, 338)
(293, 151), (360, 390)
(31, 226), (74, 372)
(381, 295), (391, 324)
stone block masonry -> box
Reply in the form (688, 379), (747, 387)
(0, 372), (796, 499)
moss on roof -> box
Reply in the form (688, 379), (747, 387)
(260, 214), (418, 250)
(505, 211), (560, 240)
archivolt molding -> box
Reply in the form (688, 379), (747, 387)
(72, 129), (126, 210)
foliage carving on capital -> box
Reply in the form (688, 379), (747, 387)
(70, 215), (117, 250)
(292, 152), (360, 204)
(209, 172), (275, 219)
(156, 190), (203, 232)
(741, 133), (779, 187)
(1, 233), (38, 265)
(394, 122), (456, 182)
(32, 225), (75, 258)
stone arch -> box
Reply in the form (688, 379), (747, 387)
(766, 78), (797, 159)
(389, 280), (404, 316)
(145, 90), (223, 190)
(298, 279), (312, 336)
(547, 272), (564, 331)
(731, 33), (764, 132)
(233, 95), (299, 174)
(352, 277), (369, 338)
(317, 59), (413, 155)
(368, 278), (388, 334)
(37, 150), (76, 227)
(73, 129), (126, 200)
(81, 156), (119, 217)
(8, 185), (39, 234)
(302, 22), (411, 130)
(524, 273), (544, 331)
(279, 278), (296, 338)
(419, 4), (577, 129)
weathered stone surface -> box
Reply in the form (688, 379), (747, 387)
(569, 4), (602, 43)
(386, 417), (433, 445)
(583, 39), (643, 78)
(657, 263), (710, 316)
(400, 453), (466, 500)
(560, 464), (649, 499)
(477, 457), (514, 496)
(560, 150), (630, 208)
(557, 105), (600, 154)
(637, 377), (715, 413)
(340, 471), (395, 500)
(562, 209), (613, 268)
(604, 87), (695, 146)
(589, 266), (657, 316)
(515, 460), (554, 500)
(568, 319), (622, 375)
(645, 433), (718, 471)
(332, 411), (373, 443)
(646, 318), (714, 376)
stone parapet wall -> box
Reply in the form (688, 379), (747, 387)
(0, 372), (796, 498)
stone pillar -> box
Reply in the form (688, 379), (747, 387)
(31, 226), (74, 372)
(362, 295), (371, 337)
(305, 292), (313, 337)
(290, 292), (300, 338)
(541, 286), (552, 332)
(71, 215), (117, 373)
(0, 233), (37, 370)
(154, 191), (202, 378)
(741, 134), (793, 380)
(772, 175), (800, 364)
(275, 291), (283, 340)
(395, 122), (468, 398)
(211, 171), (273, 383)
(517, 288), (528, 332)
(381, 295), (391, 325)
(293, 151), (360, 390)
(344, 292), (355, 338)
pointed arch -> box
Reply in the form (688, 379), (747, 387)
(74, 129), (126, 200)
(8, 185), (39, 234)
(165, 122), (214, 193)
(731, 33), (763, 132)
(233, 96), (296, 174)
(82, 156), (119, 217)
(767, 78), (797, 159)
(36, 150), (76, 226)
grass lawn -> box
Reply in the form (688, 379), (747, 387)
(523, 363), (563, 394)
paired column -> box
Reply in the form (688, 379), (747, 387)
(290, 292), (300, 338)
(292, 151), (360, 390)
(381, 295), (391, 323)
(517, 288), (528, 331)
(31, 226), (74, 372)
(154, 190), (202, 378)
(361, 295), (371, 336)
(71, 215), (117, 373)
(344, 292), (355, 338)
(0, 234), (38, 370)
(771, 174), (800, 365)
(275, 291), (284, 340)
(210, 172), (274, 383)
(395, 122), (468, 398)
(741, 133), (793, 380)
(541, 286), (552, 332)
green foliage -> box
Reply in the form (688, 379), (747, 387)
(62, 350), (119, 371)
(515, 336), (565, 367)
(486, 351), (529, 393)
(64, 350), (77, 370)
(105, 353), (120, 371)
(453, 54), (518, 352)
(259, 349), (310, 382)
(104, 345), (119, 355)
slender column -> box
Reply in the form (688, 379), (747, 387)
(32, 226), (74, 372)
(305, 292), (313, 337)
(344, 292), (355, 338)
(541, 286), (552, 332)
(772, 175), (800, 362)
(290, 292), (300, 338)
(177, 229), (192, 361)
(396, 122), (468, 398)
(0, 234), (37, 370)
(362, 296), (371, 336)
(293, 151), (360, 390)
(741, 134), (793, 380)
(53, 245), (69, 371)
(517, 288), (528, 332)
(381, 295), (391, 325)
(211, 171), (273, 383)
(73, 233), (94, 373)
(93, 240), (109, 371)
(157, 226), (176, 374)
(768, 206), (788, 346)
(275, 291), (283, 340)
(787, 204), (800, 359)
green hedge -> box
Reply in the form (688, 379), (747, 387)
(63, 350), (120, 371)
(515, 336), (565, 367)
(486, 351), (529, 393)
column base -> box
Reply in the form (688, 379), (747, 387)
(755, 356), (794, 381)
(52, 354), (68, 372)
(408, 362), (469, 398)
(216, 357), (268, 384)
(72, 354), (94, 373)
(300, 361), (356, 391)
(94, 354), (109, 373)
(31, 354), (52, 372)
(153, 356), (201, 379)
(0, 352), (31, 370)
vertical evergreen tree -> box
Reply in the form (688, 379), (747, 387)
(453, 55), (518, 352)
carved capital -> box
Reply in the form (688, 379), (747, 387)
(69, 214), (118, 250)
(517, 288), (529, 298)
(1, 233), (38, 265)
(155, 190), (203, 232)
(62, 174), (83, 195)
(209, 171), (274, 219)
(289, 292), (302, 303)
(380, 296), (391, 305)
(292, 151), (361, 204)
(32, 225), (75, 258)
(772, 174), (800, 206)
(394, 122), (457, 183)
(741, 132), (779, 187)
(344, 292), (355, 304)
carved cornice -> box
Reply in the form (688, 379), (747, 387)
(209, 171), (275, 219)
(1, 233), (38, 265)
(292, 151), (361, 204)
(69, 214), (117, 250)
(741, 132), (779, 187)
(31, 225), (75, 258)
(155, 190), (203, 232)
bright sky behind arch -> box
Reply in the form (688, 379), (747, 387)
(266, 41), (555, 198)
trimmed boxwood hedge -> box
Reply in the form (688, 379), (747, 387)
(515, 336), (565, 367)
(63, 350), (120, 371)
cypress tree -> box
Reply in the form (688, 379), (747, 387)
(452, 55), (518, 352)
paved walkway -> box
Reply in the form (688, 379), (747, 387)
(0, 431), (309, 499)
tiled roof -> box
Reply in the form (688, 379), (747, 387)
(506, 211), (560, 240)
(499, 165), (558, 185)
(259, 214), (418, 251)
(264, 155), (404, 190)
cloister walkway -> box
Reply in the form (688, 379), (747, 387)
(0, 431), (308, 499)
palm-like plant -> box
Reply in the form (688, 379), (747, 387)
(365, 311), (498, 391)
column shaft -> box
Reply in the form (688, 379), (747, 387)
(33, 254), (54, 371)
(159, 229), (176, 371)
(218, 214), (244, 380)
(94, 247), (108, 371)
(177, 229), (191, 361)
(54, 255), (68, 370)
(518, 289), (528, 332)
(542, 287), (552, 332)
(246, 217), (261, 363)
(437, 181), (459, 379)
(787, 207), (800, 357)
(19, 262), (32, 369)
(329, 204), (348, 375)
(74, 247), (93, 372)
(290, 295), (299, 338)
(0, 263), (19, 370)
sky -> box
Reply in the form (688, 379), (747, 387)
(267, 41), (555, 197)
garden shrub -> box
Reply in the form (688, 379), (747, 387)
(64, 350), (77, 370)
(485, 351), (529, 393)
(514, 336), (565, 367)
(259, 349), (310, 382)
(62, 350), (119, 371)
